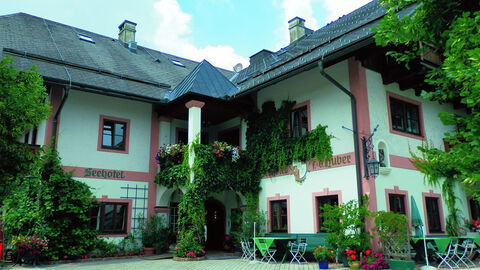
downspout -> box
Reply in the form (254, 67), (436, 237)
(51, 68), (71, 149)
(318, 61), (363, 204)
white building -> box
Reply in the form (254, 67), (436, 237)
(1, 1), (476, 249)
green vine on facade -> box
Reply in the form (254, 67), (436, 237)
(155, 100), (333, 257)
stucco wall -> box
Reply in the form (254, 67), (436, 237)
(57, 90), (151, 172)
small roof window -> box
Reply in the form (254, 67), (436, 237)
(78, 33), (95, 43)
(170, 59), (185, 67)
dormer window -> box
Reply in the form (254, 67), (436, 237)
(78, 33), (95, 43)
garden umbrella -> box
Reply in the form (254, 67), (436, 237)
(410, 196), (423, 237)
(411, 196), (435, 270)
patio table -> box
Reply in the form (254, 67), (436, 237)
(253, 237), (295, 263)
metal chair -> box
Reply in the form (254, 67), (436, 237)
(289, 242), (307, 264)
(436, 239), (459, 269)
(240, 238), (255, 260)
(257, 238), (276, 263)
(454, 239), (476, 268)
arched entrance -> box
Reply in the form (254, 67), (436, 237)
(205, 198), (225, 250)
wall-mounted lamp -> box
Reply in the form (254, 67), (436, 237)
(362, 125), (380, 179)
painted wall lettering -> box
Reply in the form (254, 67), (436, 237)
(84, 168), (125, 179)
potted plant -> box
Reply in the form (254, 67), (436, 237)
(347, 249), (360, 269)
(374, 211), (414, 270)
(361, 249), (388, 270)
(320, 197), (372, 266)
(313, 246), (335, 269)
(141, 215), (171, 255)
(463, 217), (480, 236)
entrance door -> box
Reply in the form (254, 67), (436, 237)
(205, 198), (225, 250)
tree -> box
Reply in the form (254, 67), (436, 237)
(3, 147), (98, 260)
(373, 0), (480, 233)
(0, 56), (51, 201)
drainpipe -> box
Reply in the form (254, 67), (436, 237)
(51, 85), (70, 149)
(317, 61), (363, 204)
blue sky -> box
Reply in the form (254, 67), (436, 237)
(2, 0), (371, 70)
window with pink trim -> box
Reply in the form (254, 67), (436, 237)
(316, 195), (339, 232)
(291, 101), (311, 137)
(98, 115), (130, 154)
(270, 200), (288, 232)
(422, 191), (445, 234)
(386, 92), (424, 139)
(89, 202), (128, 235)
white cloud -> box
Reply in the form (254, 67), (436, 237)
(151, 0), (248, 70)
(274, 0), (319, 50)
(321, 0), (372, 24)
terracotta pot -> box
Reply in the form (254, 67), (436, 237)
(349, 261), (360, 269)
(143, 247), (155, 256)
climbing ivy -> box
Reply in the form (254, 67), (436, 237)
(155, 100), (333, 257)
(246, 100), (333, 176)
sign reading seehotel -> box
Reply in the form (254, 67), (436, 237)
(84, 168), (125, 179)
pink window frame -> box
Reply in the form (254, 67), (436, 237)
(291, 100), (312, 134)
(422, 190), (446, 235)
(312, 188), (342, 233)
(97, 115), (130, 154)
(267, 193), (290, 233)
(97, 195), (132, 237)
(385, 186), (411, 227)
(386, 92), (425, 140)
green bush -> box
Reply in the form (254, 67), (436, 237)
(141, 215), (171, 252)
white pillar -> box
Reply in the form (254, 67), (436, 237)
(158, 116), (172, 146)
(185, 100), (205, 183)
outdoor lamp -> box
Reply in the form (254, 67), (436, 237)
(367, 158), (380, 178)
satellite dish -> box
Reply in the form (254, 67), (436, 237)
(233, 63), (243, 72)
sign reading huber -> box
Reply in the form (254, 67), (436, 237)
(84, 168), (125, 179)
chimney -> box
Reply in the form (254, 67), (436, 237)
(288, 17), (308, 43)
(118, 20), (137, 50)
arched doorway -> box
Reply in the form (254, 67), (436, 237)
(205, 198), (225, 250)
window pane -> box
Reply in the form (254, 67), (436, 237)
(470, 199), (480, 220)
(103, 204), (115, 231)
(101, 119), (126, 150)
(389, 194), (406, 214)
(300, 108), (308, 136)
(317, 195), (339, 232)
(114, 205), (126, 231)
(390, 97), (421, 136)
(291, 111), (300, 137)
(425, 197), (442, 233)
(271, 200), (287, 232)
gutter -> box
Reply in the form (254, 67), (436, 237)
(318, 60), (363, 204)
(51, 71), (71, 150)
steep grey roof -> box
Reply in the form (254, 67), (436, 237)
(0, 12), (234, 101)
(169, 60), (238, 100)
(233, 0), (416, 95)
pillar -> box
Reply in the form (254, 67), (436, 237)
(185, 100), (205, 183)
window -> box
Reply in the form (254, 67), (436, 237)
(89, 203), (127, 235)
(389, 194), (406, 215)
(218, 127), (240, 146)
(389, 96), (421, 136)
(316, 195), (339, 232)
(425, 197), (443, 233)
(291, 106), (308, 137)
(98, 115), (130, 153)
(169, 202), (179, 234)
(270, 200), (288, 232)
(469, 198), (480, 220)
(78, 33), (95, 43)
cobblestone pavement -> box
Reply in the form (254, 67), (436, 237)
(11, 258), (339, 270)
(9, 258), (480, 270)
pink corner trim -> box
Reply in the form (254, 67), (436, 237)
(422, 190), (446, 235)
(147, 107), (160, 217)
(385, 186), (411, 227)
(312, 188), (342, 233)
(96, 195), (132, 236)
(97, 115), (130, 154)
(293, 100), (311, 132)
(44, 86), (63, 146)
(185, 100), (205, 109)
(389, 155), (418, 170)
(266, 193), (291, 233)
(63, 166), (150, 181)
(386, 92), (425, 140)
